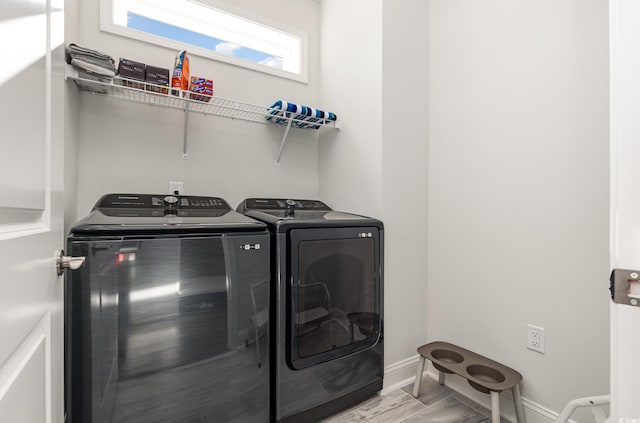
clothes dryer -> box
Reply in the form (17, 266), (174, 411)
(237, 198), (384, 423)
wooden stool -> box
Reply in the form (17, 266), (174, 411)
(412, 341), (526, 423)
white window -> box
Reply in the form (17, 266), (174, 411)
(101, 0), (308, 82)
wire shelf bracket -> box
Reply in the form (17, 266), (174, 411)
(275, 115), (294, 167)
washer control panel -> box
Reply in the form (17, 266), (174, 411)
(96, 194), (230, 211)
(94, 194), (231, 217)
(242, 198), (331, 211)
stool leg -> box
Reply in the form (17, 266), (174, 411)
(438, 371), (445, 385)
(490, 391), (500, 423)
(412, 356), (426, 398)
(512, 384), (526, 423)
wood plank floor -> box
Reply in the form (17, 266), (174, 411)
(322, 375), (510, 423)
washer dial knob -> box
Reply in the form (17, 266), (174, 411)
(286, 199), (296, 216)
(164, 195), (179, 206)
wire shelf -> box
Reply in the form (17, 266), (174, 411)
(65, 67), (340, 129)
(65, 65), (340, 164)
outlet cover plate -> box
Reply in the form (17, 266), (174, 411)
(527, 324), (545, 354)
(169, 181), (184, 195)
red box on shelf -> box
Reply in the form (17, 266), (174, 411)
(189, 76), (214, 102)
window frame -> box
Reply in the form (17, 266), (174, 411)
(100, 0), (309, 83)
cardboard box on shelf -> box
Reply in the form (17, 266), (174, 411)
(189, 76), (214, 102)
(145, 65), (170, 94)
(117, 58), (145, 89)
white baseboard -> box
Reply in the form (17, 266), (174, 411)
(382, 356), (576, 423)
(381, 354), (420, 394)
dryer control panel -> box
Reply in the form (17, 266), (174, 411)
(241, 198), (331, 211)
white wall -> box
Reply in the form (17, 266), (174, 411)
(319, 0), (430, 382)
(318, 0), (383, 217)
(381, 0), (430, 377)
(74, 0), (322, 215)
(427, 0), (609, 420)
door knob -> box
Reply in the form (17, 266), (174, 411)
(56, 250), (86, 276)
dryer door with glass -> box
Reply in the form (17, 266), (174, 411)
(287, 227), (382, 370)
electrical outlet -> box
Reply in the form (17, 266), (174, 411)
(527, 324), (545, 354)
(169, 181), (184, 195)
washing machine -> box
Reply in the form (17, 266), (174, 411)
(65, 193), (271, 423)
(237, 198), (384, 423)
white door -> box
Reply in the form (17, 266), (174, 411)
(610, 0), (640, 420)
(0, 0), (66, 422)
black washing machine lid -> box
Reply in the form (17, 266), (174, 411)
(70, 193), (267, 235)
(237, 198), (384, 233)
